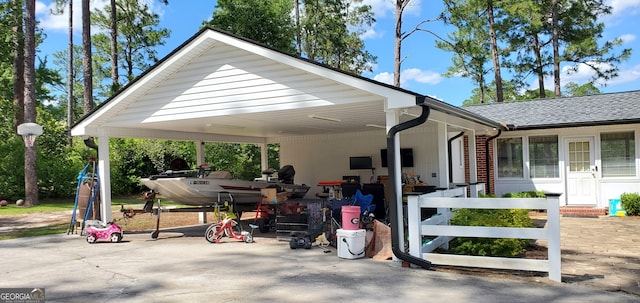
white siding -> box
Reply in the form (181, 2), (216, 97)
(492, 124), (640, 208)
(275, 124), (442, 197)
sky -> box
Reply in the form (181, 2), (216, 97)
(35, 0), (640, 107)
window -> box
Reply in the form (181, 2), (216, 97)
(568, 141), (591, 172)
(497, 137), (523, 178)
(601, 132), (636, 177)
(529, 135), (559, 178)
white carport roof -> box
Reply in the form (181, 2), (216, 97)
(70, 27), (503, 142)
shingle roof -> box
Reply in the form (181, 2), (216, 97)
(464, 90), (640, 130)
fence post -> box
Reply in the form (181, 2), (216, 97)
(407, 194), (421, 259)
(546, 193), (562, 282)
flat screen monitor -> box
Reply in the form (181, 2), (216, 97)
(381, 148), (414, 167)
(349, 156), (373, 170)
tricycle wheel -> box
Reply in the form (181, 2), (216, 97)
(110, 233), (122, 243)
(243, 233), (253, 243)
(205, 224), (222, 243)
(86, 233), (97, 244)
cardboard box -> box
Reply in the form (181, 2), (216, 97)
(261, 188), (288, 204)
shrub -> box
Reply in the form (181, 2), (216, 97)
(502, 191), (546, 198)
(620, 192), (640, 216)
(449, 208), (533, 257)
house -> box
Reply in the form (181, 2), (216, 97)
(465, 90), (640, 215)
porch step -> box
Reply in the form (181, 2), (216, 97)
(559, 206), (608, 217)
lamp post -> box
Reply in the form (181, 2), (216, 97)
(17, 122), (43, 207)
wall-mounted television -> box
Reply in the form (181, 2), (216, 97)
(380, 148), (414, 167)
(349, 156), (373, 170)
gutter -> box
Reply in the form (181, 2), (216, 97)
(484, 129), (502, 194)
(386, 101), (432, 269)
(83, 136), (99, 152)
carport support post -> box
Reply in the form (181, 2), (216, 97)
(196, 141), (207, 224)
(98, 136), (113, 223)
(437, 123), (449, 188)
(259, 143), (268, 172)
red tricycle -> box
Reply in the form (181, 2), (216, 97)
(204, 215), (257, 243)
(85, 220), (123, 244)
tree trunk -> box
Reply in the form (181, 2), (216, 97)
(12, 0), (24, 130)
(294, 0), (301, 55)
(24, 0), (38, 206)
(487, 0), (504, 102)
(479, 73), (486, 103)
(82, 0), (94, 114)
(393, 0), (404, 87)
(110, 0), (119, 93)
(67, 0), (74, 146)
(532, 33), (546, 98)
(552, 0), (561, 97)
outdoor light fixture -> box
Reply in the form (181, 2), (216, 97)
(205, 123), (245, 129)
(365, 124), (386, 129)
(308, 114), (341, 122)
(17, 122), (43, 147)
(401, 110), (420, 118)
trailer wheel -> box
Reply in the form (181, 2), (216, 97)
(256, 218), (270, 233)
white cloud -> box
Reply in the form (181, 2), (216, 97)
(373, 71), (394, 85)
(560, 63), (606, 85)
(607, 0), (640, 18)
(402, 67), (442, 84)
(36, 0), (73, 33)
(37, 0), (163, 34)
(362, 0), (395, 19)
(360, 26), (382, 40)
(606, 63), (640, 85)
(620, 33), (636, 43)
(533, 61), (640, 91)
(362, 0), (422, 19)
(36, 0), (110, 34)
(372, 67), (442, 87)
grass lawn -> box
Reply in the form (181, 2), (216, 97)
(0, 196), (177, 216)
(0, 196), (185, 240)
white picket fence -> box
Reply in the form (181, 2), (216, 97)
(406, 187), (561, 282)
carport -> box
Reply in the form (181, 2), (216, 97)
(70, 27), (503, 266)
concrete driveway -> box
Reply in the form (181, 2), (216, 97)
(0, 224), (637, 303)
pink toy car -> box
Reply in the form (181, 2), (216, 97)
(85, 221), (123, 244)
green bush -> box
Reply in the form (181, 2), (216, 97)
(502, 190), (546, 198)
(620, 192), (640, 216)
(448, 208), (533, 257)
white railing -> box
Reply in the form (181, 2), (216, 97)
(406, 188), (561, 282)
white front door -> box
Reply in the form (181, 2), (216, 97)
(565, 137), (597, 205)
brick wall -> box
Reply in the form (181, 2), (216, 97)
(464, 135), (495, 195)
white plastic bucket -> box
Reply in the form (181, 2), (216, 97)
(336, 229), (366, 259)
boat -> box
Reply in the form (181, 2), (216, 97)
(139, 164), (310, 206)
